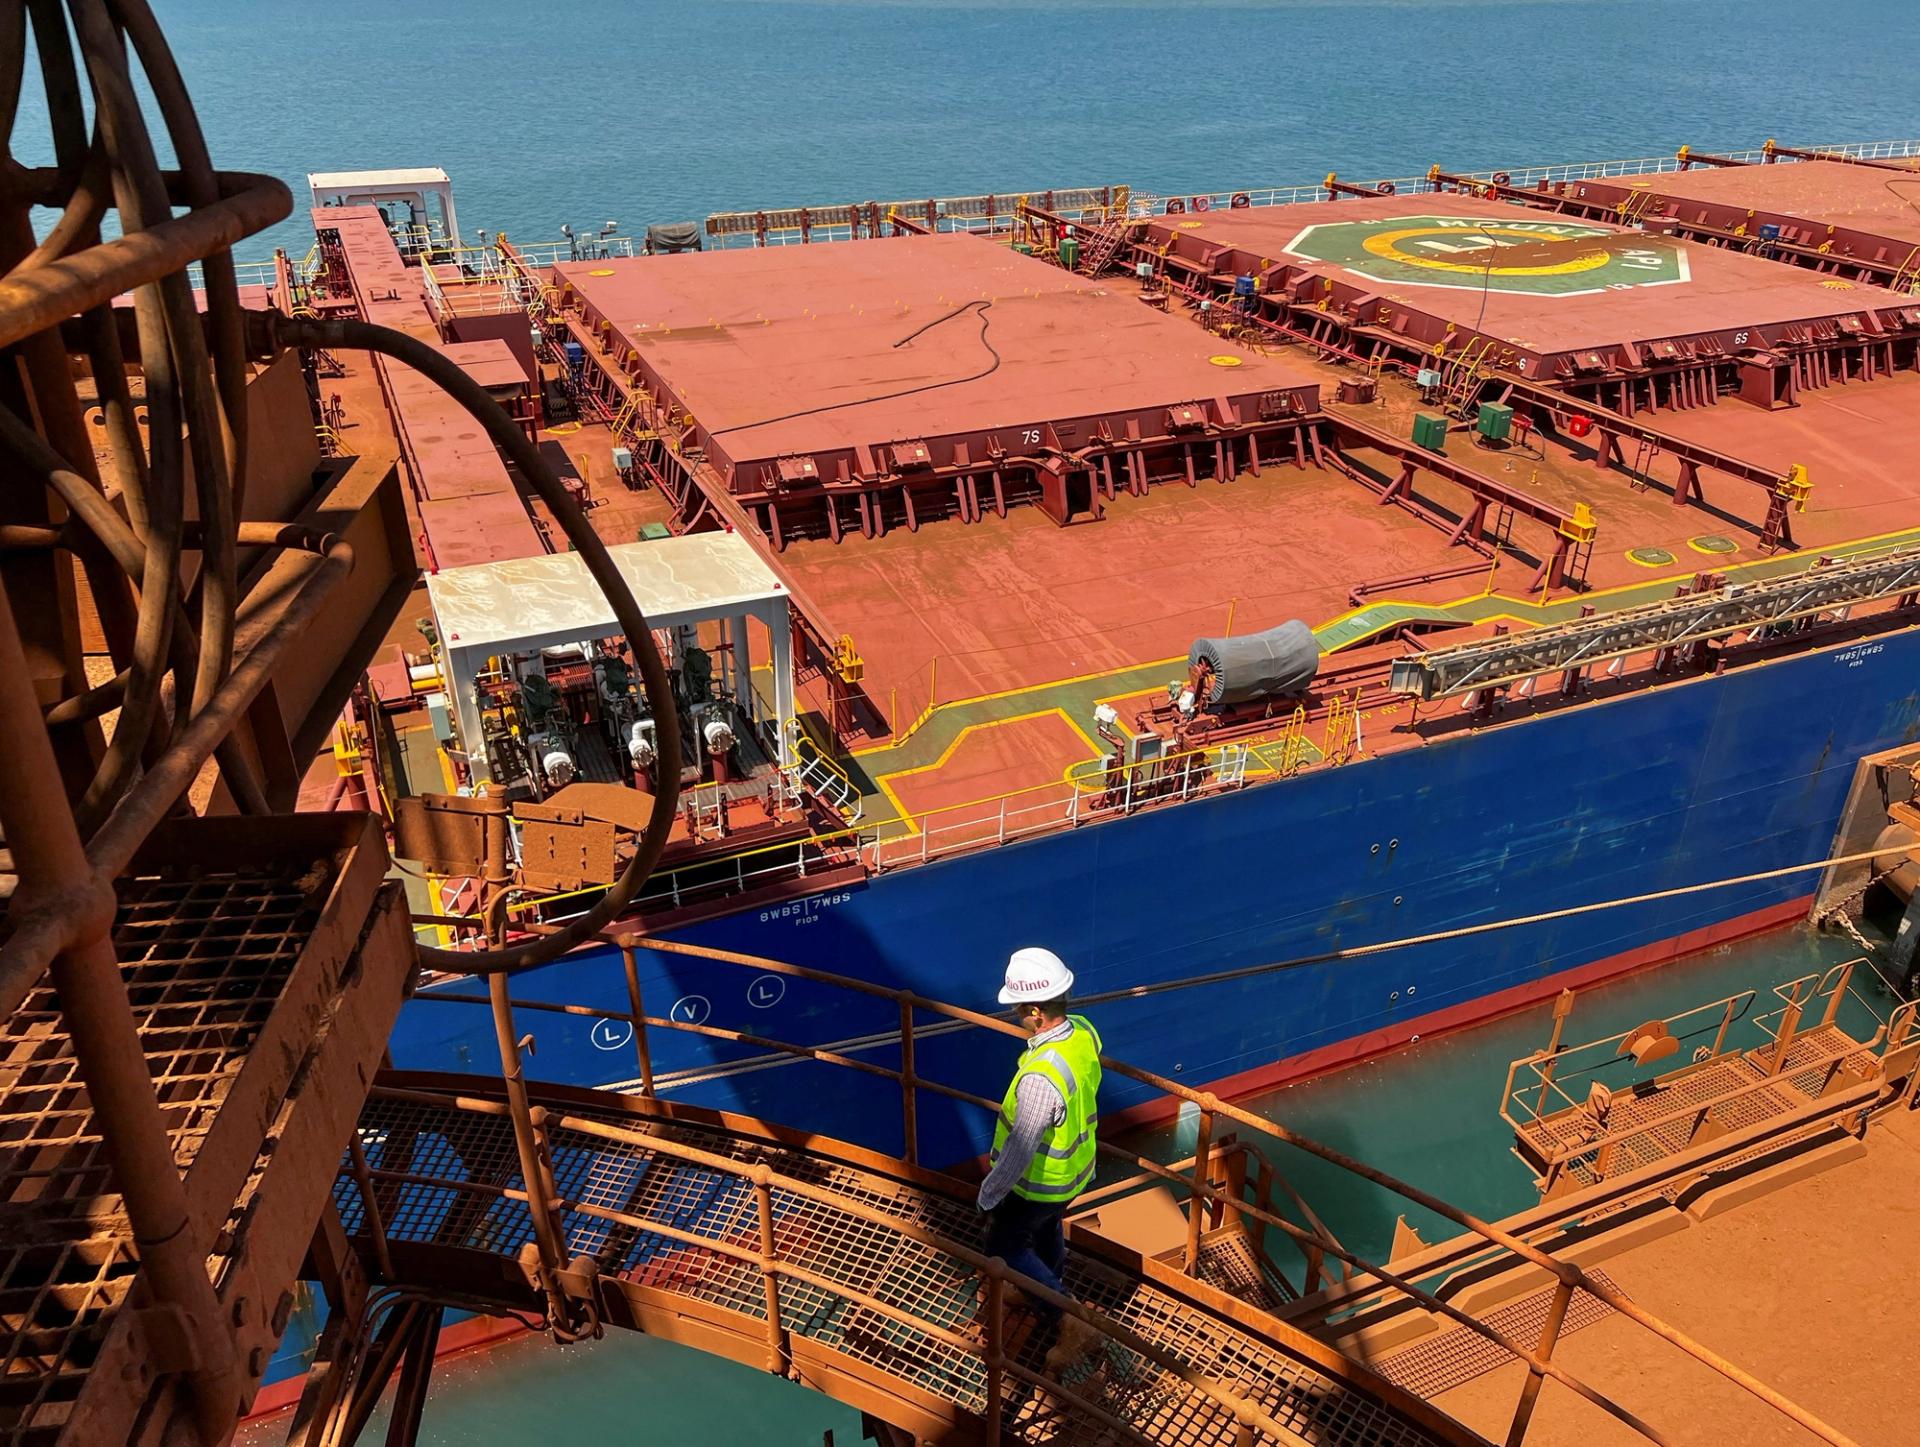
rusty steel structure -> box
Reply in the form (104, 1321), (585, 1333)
(289, 930), (1895, 1447)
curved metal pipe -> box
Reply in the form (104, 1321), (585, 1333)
(269, 313), (686, 974)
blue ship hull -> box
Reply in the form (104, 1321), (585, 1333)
(390, 628), (1920, 1167)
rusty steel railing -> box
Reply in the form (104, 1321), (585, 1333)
(342, 1079), (1440, 1447)
(1500, 962), (1917, 1196)
(412, 927), (1879, 1447)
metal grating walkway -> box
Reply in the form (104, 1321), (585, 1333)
(1373, 1276), (1619, 1401)
(340, 1079), (1463, 1446)
(0, 817), (413, 1447)
(1515, 1024), (1876, 1205)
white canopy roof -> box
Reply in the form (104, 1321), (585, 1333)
(309, 167), (451, 193)
(426, 532), (786, 656)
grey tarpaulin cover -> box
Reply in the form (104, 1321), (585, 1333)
(1189, 620), (1317, 709)
(645, 221), (703, 253)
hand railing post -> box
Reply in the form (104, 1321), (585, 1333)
(1710, 995), (1738, 1058)
(1184, 1097), (1216, 1273)
(899, 999), (919, 1166)
(984, 1259), (1006, 1439)
(1821, 961), (1853, 1028)
(1505, 1278), (1576, 1446)
(479, 785), (573, 1324)
(1302, 1240), (1325, 1296)
(1766, 982), (1808, 1076)
(752, 1166), (790, 1374)
(1220, 1143), (1247, 1232)
(347, 1133), (395, 1281)
(619, 943), (656, 1098)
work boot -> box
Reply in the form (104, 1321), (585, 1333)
(1042, 1312), (1104, 1376)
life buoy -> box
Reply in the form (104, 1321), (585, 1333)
(1165, 198), (1186, 215)
(1230, 192), (1252, 209)
(1567, 413), (1594, 438)
(1192, 195), (1211, 213)
(1376, 181), (1396, 196)
(1491, 171), (1512, 186)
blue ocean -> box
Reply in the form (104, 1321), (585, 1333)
(18, 0), (1920, 258)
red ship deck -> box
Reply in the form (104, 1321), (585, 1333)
(1142, 193), (1916, 377)
(773, 450), (1448, 718)
(311, 190), (1920, 857)
(551, 234), (1320, 492)
(1580, 158), (1920, 259)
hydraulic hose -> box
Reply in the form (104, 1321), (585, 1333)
(264, 313), (685, 975)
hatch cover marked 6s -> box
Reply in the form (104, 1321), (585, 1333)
(1285, 215), (1689, 297)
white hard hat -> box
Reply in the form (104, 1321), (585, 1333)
(998, 946), (1074, 1005)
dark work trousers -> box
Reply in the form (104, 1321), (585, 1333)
(985, 1193), (1070, 1321)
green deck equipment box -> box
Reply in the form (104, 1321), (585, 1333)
(1477, 402), (1514, 443)
(1412, 412), (1448, 452)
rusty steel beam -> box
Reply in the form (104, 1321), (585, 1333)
(0, 585), (241, 1439)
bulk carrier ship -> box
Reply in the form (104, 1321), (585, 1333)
(281, 141), (1920, 1173)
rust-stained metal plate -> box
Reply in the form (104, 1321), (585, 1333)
(392, 793), (490, 874)
(516, 814), (619, 892)
(539, 780), (656, 832)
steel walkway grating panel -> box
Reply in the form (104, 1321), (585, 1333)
(1517, 1047), (1840, 1207)
(1373, 1275), (1619, 1400)
(1, 822), (384, 1447)
(1188, 1230), (1292, 1310)
(343, 1090), (1451, 1446)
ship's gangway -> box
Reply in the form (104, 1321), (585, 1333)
(323, 1075), (1463, 1447)
(279, 934), (1884, 1447)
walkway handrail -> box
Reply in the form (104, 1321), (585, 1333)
(355, 1080), (1422, 1447)
(648, 942), (1863, 1446)
(418, 930), (1871, 1446)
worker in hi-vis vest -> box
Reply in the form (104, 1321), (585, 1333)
(978, 946), (1104, 1364)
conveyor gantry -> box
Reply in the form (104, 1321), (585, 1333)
(1390, 541), (1920, 701)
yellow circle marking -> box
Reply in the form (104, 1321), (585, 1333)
(1687, 534), (1739, 555)
(1818, 279), (1854, 290)
(1209, 354), (1244, 367)
(588, 267), (617, 276)
(1177, 220), (1205, 230)
(1361, 226), (1611, 276)
(548, 422), (583, 436)
(1625, 546), (1676, 569)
